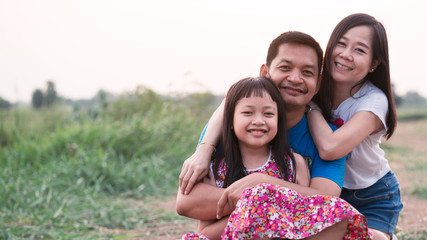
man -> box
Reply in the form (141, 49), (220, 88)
(176, 31), (347, 238)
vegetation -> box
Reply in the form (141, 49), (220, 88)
(1, 86), (426, 239)
(31, 81), (58, 109)
(0, 87), (219, 239)
(0, 97), (11, 110)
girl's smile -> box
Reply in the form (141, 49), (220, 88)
(233, 92), (278, 150)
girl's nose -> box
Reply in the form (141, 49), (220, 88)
(252, 117), (265, 125)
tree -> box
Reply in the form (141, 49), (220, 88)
(403, 91), (427, 104)
(32, 89), (43, 109)
(0, 97), (11, 109)
(392, 83), (403, 107)
(46, 81), (57, 107)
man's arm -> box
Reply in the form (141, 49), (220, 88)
(198, 217), (229, 240)
(176, 182), (234, 220)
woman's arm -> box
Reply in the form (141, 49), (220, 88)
(179, 99), (225, 194)
(306, 106), (384, 160)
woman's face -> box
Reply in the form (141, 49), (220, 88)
(330, 25), (378, 86)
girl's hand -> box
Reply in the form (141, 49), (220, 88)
(216, 173), (268, 219)
(179, 144), (213, 195)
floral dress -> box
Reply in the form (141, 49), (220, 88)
(182, 153), (371, 240)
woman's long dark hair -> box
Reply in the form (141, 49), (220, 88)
(314, 13), (396, 139)
(213, 76), (295, 187)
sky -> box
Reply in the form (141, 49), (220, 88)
(1, 0), (426, 103)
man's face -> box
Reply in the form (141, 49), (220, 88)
(261, 43), (320, 109)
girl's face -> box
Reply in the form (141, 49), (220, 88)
(233, 92), (278, 150)
(330, 25), (378, 86)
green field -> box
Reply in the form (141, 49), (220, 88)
(1, 90), (426, 239)
(0, 88), (218, 239)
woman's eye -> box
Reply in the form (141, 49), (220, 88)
(264, 112), (274, 116)
(355, 48), (366, 54)
(337, 41), (345, 47)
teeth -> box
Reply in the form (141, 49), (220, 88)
(336, 62), (351, 70)
(249, 130), (266, 133)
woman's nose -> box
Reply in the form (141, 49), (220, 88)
(339, 48), (353, 61)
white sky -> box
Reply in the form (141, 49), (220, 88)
(1, 0), (426, 103)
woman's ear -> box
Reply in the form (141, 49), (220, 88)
(370, 59), (380, 72)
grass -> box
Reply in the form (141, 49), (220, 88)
(1, 93), (426, 239)
(0, 88), (219, 239)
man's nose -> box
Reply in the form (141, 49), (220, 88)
(287, 69), (303, 83)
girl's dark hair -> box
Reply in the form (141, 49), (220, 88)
(314, 13), (396, 139)
(213, 76), (295, 187)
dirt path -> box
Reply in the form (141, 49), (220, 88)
(385, 120), (427, 236)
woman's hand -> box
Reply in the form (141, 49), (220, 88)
(179, 144), (213, 195)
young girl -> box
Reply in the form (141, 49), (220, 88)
(308, 13), (403, 240)
(182, 77), (369, 240)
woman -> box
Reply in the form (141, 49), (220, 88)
(308, 13), (403, 240)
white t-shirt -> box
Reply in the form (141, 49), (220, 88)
(332, 81), (391, 189)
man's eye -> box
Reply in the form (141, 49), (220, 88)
(303, 70), (314, 76)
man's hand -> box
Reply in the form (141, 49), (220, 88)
(179, 145), (212, 195)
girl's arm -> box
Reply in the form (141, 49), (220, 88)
(306, 105), (384, 160)
(179, 99), (225, 194)
(293, 153), (310, 187)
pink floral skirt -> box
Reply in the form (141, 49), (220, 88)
(183, 183), (371, 239)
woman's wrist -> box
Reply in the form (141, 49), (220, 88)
(305, 103), (322, 114)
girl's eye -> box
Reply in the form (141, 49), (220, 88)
(242, 111), (252, 115)
(264, 112), (275, 117)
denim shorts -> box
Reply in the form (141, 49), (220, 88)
(340, 171), (403, 235)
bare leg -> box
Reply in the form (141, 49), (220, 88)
(370, 228), (391, 240)
(252, 219), (349, 240)
(305, 218), (348, 240)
